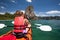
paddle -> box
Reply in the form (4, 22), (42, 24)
(0, 24), (7, 29)
(35, 24), (52, 31)
(12, 21), (14, 24)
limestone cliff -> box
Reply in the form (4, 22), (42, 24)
(25, 6), (38, 20)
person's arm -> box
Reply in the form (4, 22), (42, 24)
(25, 19), (31, 33)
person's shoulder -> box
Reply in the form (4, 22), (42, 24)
(24, 18), (28, 20)
(24, 18), (29, 22)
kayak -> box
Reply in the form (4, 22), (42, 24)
(0, 28), (32, 40)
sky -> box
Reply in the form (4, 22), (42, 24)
(0, 0), (60, 16)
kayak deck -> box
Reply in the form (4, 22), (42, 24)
(16, 28), (32, 40)
(0, 28), (32, 40)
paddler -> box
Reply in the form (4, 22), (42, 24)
(13, 10), (31, 39)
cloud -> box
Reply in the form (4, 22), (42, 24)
(0, 12), (5, 15)
(35, 12), (47, 17)
(37, 14), (49, 17)
(0, 12), (15, 15)
(35, 10), (60, 17)
(0, 6), (5, 9)
(26, 0), (32, 2)
(39, 14), (49, 17)
(34, 11), (47, 17)
(20, 10), (25, 13)
(0, 10), (25, 15)
(10, 12), (15, 14)
(36, 13), (56, 17)
(11, 0), (16, 3)
(58, 3), (60, 5)
(9, 10), (25, 14)
(46, 10), (60, 14)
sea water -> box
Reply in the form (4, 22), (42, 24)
(0, 20), (60, 40)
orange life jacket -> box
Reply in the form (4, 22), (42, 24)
(14, 16), (26, 33)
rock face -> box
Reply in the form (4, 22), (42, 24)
(25, 6), (38, 20)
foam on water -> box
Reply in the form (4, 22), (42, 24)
(0, 23), (7, 29)
(37, 25), (52, 31)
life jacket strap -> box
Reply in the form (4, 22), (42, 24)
(14, 25), (26, 30)
(14, 27), (26, 30)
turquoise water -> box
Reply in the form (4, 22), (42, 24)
(0, 20), (60, 40)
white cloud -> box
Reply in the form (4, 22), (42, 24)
(26, 0), (32, 2)
(11, 0), (16, 3)
(10, 10), (25, 14)
(35, 10), (60, 17)
(20, 10), (25, 13)
(34, 12), (47, 17)
(0, 12), (5, 15)
(35, 13), (47, 17)
(10, 12), (15, 14)
(37, 14), (49, 17)
(46, 10), (60, 14)
(0, 6), (5, 9)
(0, 12), (15, 15)
(9, 10), (25, 14)
(58, 3), (60, 5)
(39, 14), (49, 17)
